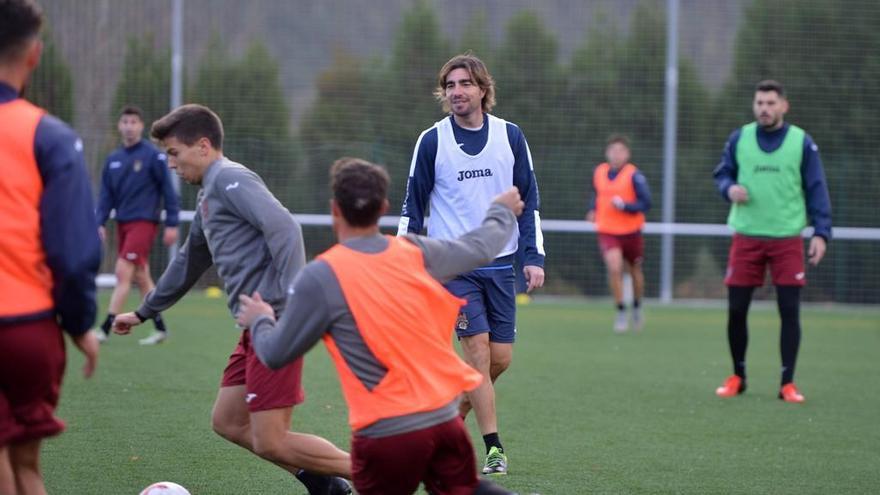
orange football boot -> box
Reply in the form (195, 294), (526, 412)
(715, 375), (746, 398)
(779, 383), (805, 403)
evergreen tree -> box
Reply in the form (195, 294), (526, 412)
(111, 35), (171, 130)
(28, 27), (73, 123)
(458, 10), (493, 64)
(493, 11), (564, 139)
(382, 0), (450, 192)
(189, 39), (301, 207)
(299, 51), (378, 210)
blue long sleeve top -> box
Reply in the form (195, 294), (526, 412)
(399, 115), (545, 267)
(96, 139), (180, 227)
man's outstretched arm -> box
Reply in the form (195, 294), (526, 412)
(406, 188), (522, 283)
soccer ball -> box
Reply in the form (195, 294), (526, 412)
(139, 481), (191, 495)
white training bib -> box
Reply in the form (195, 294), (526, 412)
(428, 115), (519, 257)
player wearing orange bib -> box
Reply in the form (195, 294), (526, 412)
(238, 158), (519, 495)
(0, 1), (102, 492)
(587, 135), (652, 332)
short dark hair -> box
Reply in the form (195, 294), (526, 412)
(119, 105), (144, 121)
(0, 0), (43, 62)
(330, 157), (390, 228)
(606, 134), (630, 149)
(755, 79), (786, 98)
(150, 104), (224, 149)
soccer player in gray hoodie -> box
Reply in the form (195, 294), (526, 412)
(113, 104), (351, 495)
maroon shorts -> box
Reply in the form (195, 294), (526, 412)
(0, 318), (66, 446)
(220, 329), (305, 412)
(725, 234), (806, 287)
(351, 417), (479, 495)
(116, 220), (158, 266)
(598, 232), (644, 264)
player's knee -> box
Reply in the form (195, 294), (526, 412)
(728, 292), (751, 316)
(630, 263), (644, 277)
(134, 268), (151, 287)
(776, 287), (800, 314)
(211, 413), (243, 444)
(729, 300), (748, 315)
(466, 345), (491, 371)
(777, 304), (800, 325)
(777, 299), (799, 315)
(462, 335), (490, 358)
(210, 416), (231, 439)
(489, 362), (509, 381)
(728, 307), (749, 325)
(114, 264), (134, 281)
(490, 355), (511, 378)
(606, 262), (623, 277)
(9, 442), (40, 472)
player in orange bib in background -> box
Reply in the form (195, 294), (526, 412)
(586, 135), (652, 333)
(237, 158), (520, 495)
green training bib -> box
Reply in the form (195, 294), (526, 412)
(728, 122), (806, 237)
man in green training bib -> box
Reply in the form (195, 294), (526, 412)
(712, 80), (831, 404)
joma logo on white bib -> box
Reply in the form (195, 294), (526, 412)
(457, 168), (493, 182)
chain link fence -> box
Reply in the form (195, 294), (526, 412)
(31, 0), (880, 303)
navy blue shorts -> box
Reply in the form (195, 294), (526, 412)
(444, 262), (517, 344)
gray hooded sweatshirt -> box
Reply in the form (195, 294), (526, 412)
(138, 157), (303, 320)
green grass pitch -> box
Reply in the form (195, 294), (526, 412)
(43, 294), (879, 494)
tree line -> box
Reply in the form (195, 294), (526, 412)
(26, 0), (880, 302)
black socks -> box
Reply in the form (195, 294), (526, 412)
(294, 469), (332, 494)
(776, 286), (801, 385)
(153, 313), (167, 333)
(483, 432), (503, 454)
(727, 285), (802, 386)
(100, 312), (167, 335)
(100, 314), (115, 335)
(727, 286), (754, 380)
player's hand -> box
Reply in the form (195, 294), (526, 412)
(71, 331), (99, 378)
(523, 265), (545, 293)
(585, 210), (596, 222)
(112, 312), (143, 335)
(492, 187), (524, 216)
(98, 226), (106, 242)
(611, 195), (626, 210)
(727, 184), (749, 203)
(163, 226), (179, 246)
(237, 292), (275, 329)
(808, 236), (827, 266)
